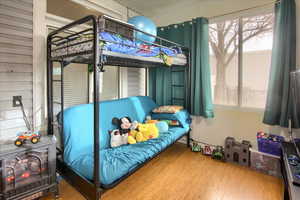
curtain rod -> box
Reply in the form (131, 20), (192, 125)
(208, 0), (280, 20)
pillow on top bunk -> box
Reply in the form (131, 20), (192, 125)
(152, 105), (183, 114)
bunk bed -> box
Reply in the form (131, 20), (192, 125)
(47, 15), (191, 200)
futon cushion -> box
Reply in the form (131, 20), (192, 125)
(62, 96), (190, 186)
(69, 126), (189, 186)
(63, 96), (158, 164)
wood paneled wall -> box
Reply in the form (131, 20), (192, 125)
(0, 0), (33, 140)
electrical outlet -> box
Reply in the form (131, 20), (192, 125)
(13, 96), (22, 107)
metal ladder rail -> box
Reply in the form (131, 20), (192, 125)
(50, 61), (65, 158)
(171, 68), (185, 105)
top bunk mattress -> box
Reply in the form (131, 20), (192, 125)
(51, 32), (187, 66)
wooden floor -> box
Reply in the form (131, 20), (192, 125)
(43, 143), (284, 200)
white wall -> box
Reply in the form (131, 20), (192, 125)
(0, 0), (35, 142)
(148, 0), (300, 149)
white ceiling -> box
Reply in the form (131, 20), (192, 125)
(48, 0), (103, 20)
(115, 0), (276, 26)
(115, 0), (205, 16)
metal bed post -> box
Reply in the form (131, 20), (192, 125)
(47, 36), (54, 135)
(60, 61), (64, 158)
(188, 49), (192, 148)
(185, 48), (191, 148)
(145, 68), (148, 96)
(92, 15), (101, 199)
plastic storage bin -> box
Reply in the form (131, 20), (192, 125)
(250, 148), (281, 177)
(257, 131), (284, 156)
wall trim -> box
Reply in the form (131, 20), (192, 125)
(33, 0), (47, 131)
(70, 0), (125, 19)
(46, 13), (90, 32)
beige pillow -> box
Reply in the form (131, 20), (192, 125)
(152, 105), (183, 114)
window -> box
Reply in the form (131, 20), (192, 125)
(53, 63), (89, 115)
(127, 68), (146, 97)
(89, 66), (120, 101)
(209, 13), (274, 109)
(100, 67), (120, 100)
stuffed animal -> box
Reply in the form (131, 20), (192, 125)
(139, 123), (159, 139)
(128, 123), (159, 144)
(112, 117), (138, 134)
(145, 116), (169, 133)
(109, 129), (128, 148)
(154, 121), (169, 133)
(112, 117), (138, 133)
(112, 117), (160, 144)
(112, 117), (139, 144)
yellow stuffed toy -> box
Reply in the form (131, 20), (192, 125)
(127, 131), (138, 144)
(127, 123), (159, 144)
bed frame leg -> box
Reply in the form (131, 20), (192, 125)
(187, 129), (191, 148)
(95, 189), (102, 200)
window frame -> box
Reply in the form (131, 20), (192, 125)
(209, 10), (274, 112)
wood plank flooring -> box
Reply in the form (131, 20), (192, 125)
(43, 143), (284, 200)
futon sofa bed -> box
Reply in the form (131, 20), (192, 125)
(61, 96), (191, 188)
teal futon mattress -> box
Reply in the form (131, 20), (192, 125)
(61, 96), (190, 186)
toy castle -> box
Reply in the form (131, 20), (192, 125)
(225, 137), (251, 166)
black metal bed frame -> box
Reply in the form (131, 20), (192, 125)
(47, 15), (191, 200)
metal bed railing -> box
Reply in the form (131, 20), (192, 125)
(48, 15), (189, 66)
(47, 15), (190, 200)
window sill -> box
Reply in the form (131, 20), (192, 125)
(213, 104), (265, 113)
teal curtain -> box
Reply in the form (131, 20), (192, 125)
(263, 0), (296, 127)
(149, 18), (214, 118)
(149, 67), (172, 105)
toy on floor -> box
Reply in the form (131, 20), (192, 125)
(203, 145), (212, 156)
(189, 139), (214, 155)
(14, 131), (40, 147)
(109, 129), (128, 148)
(191, 142), (202, 152)
(189, 139), (225, 161)
(288, 154), (300, 166)
(225, 137), (251, 166)
(257, 131), (280, 142)
(212, 146), (225, 161)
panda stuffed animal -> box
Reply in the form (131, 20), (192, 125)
(110, 117), (138, 148)
(112, 117), (138, 134)
(109, 129), (128, 148)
